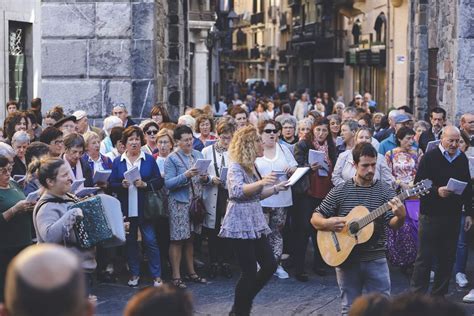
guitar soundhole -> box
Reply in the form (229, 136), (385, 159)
(349, 221), (360, 235)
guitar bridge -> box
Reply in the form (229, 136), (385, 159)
(331, 232), (341, 252)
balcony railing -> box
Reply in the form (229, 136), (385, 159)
(250, 12), (264, 25)
(189, 11), (215, 21)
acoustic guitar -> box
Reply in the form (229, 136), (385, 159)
(317, 179), (432, 267)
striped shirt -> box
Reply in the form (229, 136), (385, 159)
(315, 179), (396, 262)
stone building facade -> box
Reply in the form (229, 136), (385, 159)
(409, 0), (474, 122)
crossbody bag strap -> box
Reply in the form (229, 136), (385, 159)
(212, 145), (220, 177)
(176, 152), (196, 197)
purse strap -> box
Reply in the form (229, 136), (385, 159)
(176, 152), (197, 197)
(212, 144), (220, 177)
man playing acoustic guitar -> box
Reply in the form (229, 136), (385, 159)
(311, 142), (406, 315)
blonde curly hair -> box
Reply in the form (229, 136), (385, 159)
(228, 125), (260, 173)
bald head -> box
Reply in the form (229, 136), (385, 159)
(1, 244), (92, 316)
(461, 113), (474, 135)
(441, 125), (461, 157)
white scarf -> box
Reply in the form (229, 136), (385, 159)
(63, 157), (85, 191)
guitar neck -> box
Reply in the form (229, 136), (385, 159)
(357, 191), (409, 229)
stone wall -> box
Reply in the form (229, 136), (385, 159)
(41, 0), (157, 118)
(410, 0), (474, 123)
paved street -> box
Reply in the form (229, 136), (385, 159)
(94, 258), (474, 315)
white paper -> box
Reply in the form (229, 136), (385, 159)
(13, 175), (25, 183)
(26, 189), (41, 202)
(220, 167), (228, 183)
(124, 166), (141, 183)
(447, 178), (468, 195)
(336, 136), (344, 147)
(272, 170), (288, 183)
(70, 178), (85, 193)
(205, 139), (217, 147)
(93, 169), (112, 184)
(75, 187), (100, 198)
(285, 167), (310, 186)
(309, 149), (326, 165)
(193, 159), (212, 175)
(426, 140), (440, 152)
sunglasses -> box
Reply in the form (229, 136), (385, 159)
(264, 129), (278, 134)
(146, 130), (158, 135)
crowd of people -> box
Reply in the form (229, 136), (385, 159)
(0, 92), (472, 315)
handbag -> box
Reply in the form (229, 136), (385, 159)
(176, 153), (207, 225)
(143, 182), (167, 220)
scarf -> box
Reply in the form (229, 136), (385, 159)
(312, 139), (331, 169)
(63, 157), (84, 191)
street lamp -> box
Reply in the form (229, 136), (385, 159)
(227, 10), (239, 28)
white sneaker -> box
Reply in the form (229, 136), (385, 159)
(273, 265), (289, 279)
(430, 271), (435, 283)
(456, 273), (469, 288)
(127, 276), (140, 287)
(464, 289), (474, 303)
(153, 278), (163, 287)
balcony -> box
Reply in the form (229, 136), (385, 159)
(189, 11), (215, 22)
(250, 12), (264, 25)
(345, 49), (386, 66)
(250, 47), (261, 59)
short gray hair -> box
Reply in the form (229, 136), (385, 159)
(280, 117), (296, 128)
(12, 131), (30, 146)
(0, 142), (15, 160)
(298, 118), (312, 129)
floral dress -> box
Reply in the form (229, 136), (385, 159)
(385, 147), (423, 267)
(219, 163), (271, 239)
(168, 154), (203, 241)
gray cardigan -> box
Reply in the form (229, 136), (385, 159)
(33, 192), (96, 271)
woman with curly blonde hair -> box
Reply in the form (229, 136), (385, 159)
(219, 125), (288, 316)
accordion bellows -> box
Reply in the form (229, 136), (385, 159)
(70, 194), (126, 249)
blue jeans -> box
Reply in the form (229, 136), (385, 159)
(335, 258), (391, 315)
(127, 218), (161, 278)
(455, 215), (468, 274)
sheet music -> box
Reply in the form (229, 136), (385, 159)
(93, 170), (112, 184)
(447, 178), (468, 195)
(220, 167), (228, 183)
(75, 187), (100, 198)
(426, 140), (440, 152)
(70, 178), (85, 193)
(285, 167), (310, 186)
(193, 159), (211, 175)
(124, 166), (141, 183)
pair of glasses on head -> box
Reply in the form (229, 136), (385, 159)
(263, 129), (279, 134)
(145, 130), (158, 136)
(0, 164), (13, 175)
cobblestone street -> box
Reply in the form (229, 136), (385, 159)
(94, 260), (474, 315)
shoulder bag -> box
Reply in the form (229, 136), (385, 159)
(177, 153), (207, 225)
(143, 181), (167, 220)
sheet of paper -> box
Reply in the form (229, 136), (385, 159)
(336, 136), (344, 147)
(309, 149), (326, 166)
(70, 178), (85, 193)
(75, 187), (100, 198)
(220, 167), (228, 183)
(26, 189), (41, 202)
(426, 140), (440, 152)
(124, 166), (141, 183)
(285, 167), (310, 186)
(193, 159), (212, 175)
(13, 175), (25, 183)
(204, 139), (217, 147)
(93, 169), (112, 184)
(447, 178), (468, 195)
(272, 170), (288, 182)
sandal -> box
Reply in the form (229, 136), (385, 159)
(171, 278), (187, 289)
(186, 273), (207, 284)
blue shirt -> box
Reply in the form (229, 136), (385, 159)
(438, 144), (461, 163)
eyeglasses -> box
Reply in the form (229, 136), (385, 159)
(0, 164), (13, 175)
(158, 140), (170, 145)
(146, 130), (158, 135)
(263, 129), (278, 134)
(282, 126), (295, 130)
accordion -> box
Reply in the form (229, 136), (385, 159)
(70, 194), (126, 249)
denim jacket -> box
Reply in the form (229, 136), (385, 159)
(164, 149), (205, 203)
